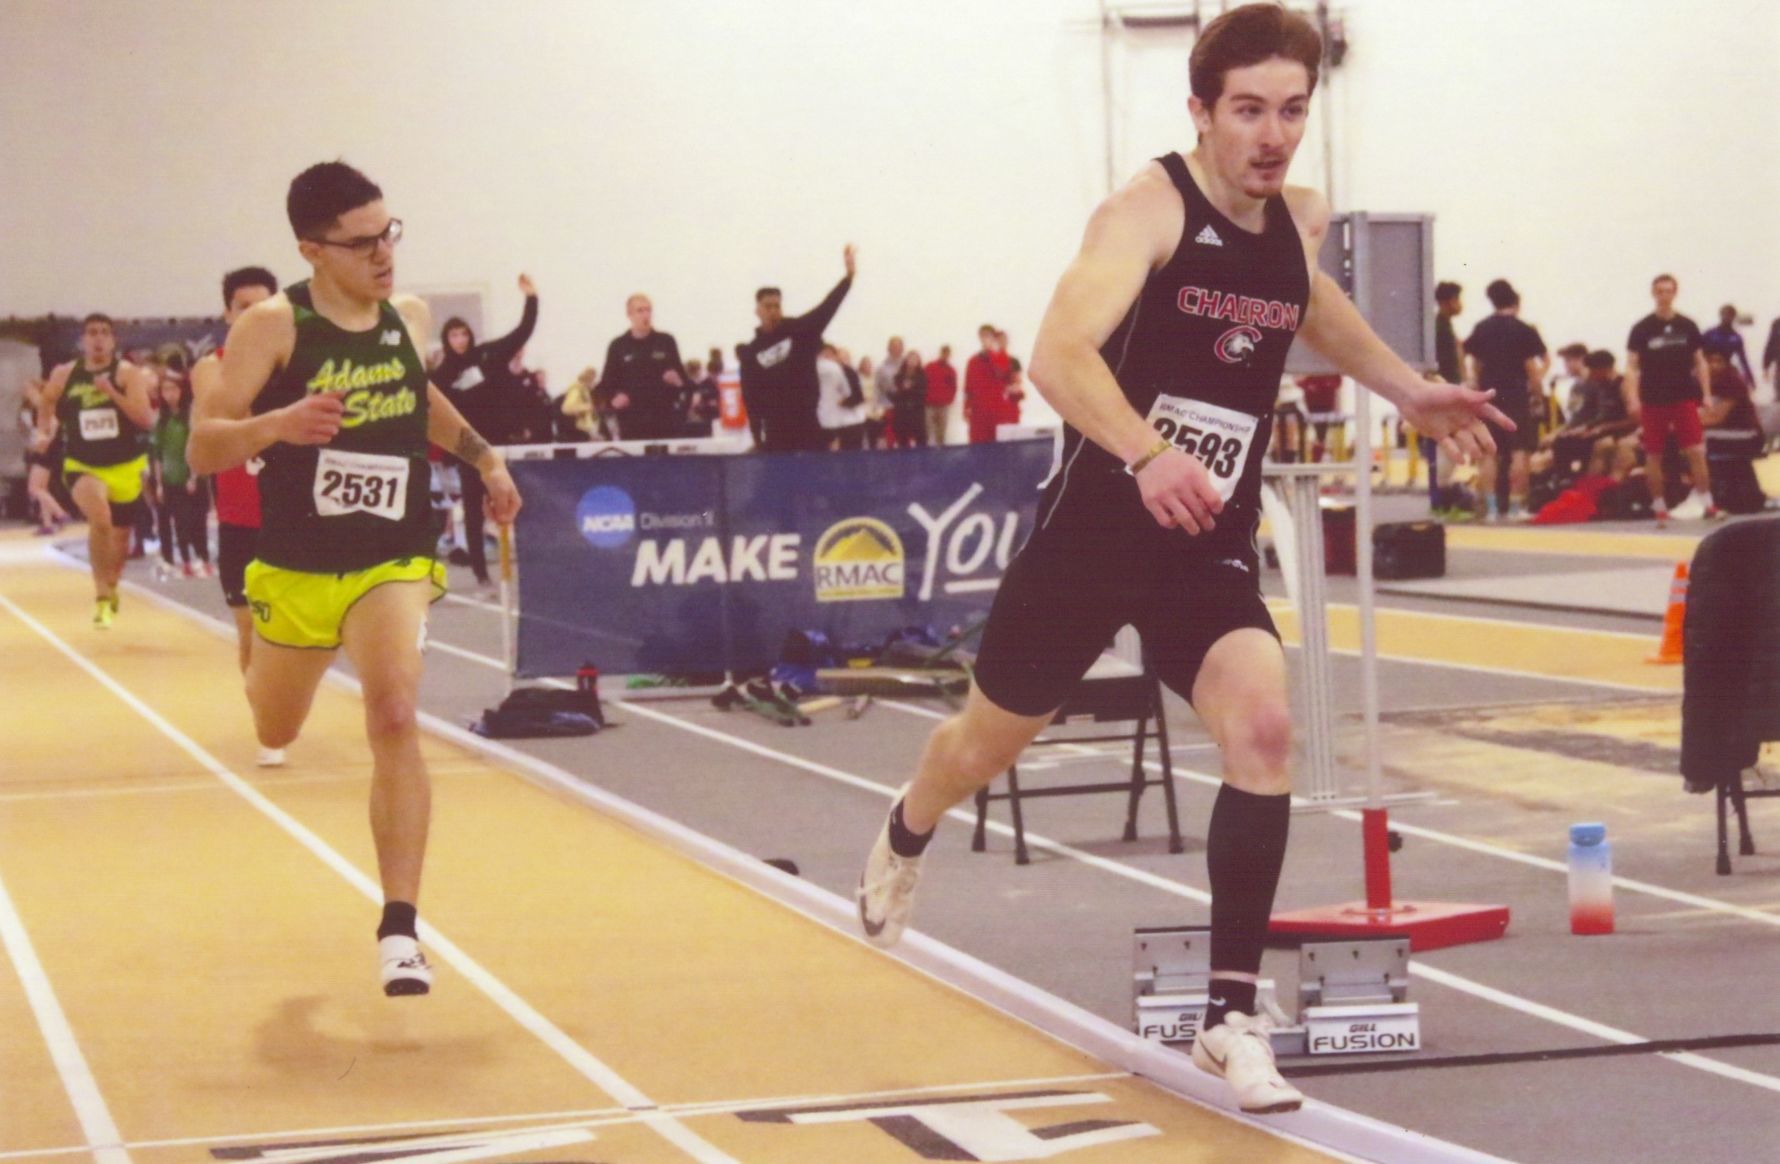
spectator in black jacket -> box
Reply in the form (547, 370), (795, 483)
(737, 244), (856, 451)
(434, 272), (538, 590)
(603, 294), (689, 441)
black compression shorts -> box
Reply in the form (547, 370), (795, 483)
(217, 522), (258, 607)
(972, 510), (1278, 717)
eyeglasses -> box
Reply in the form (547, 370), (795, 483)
(308, 217), (404, 258)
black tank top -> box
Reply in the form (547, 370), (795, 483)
(1040, 152), (1310, 536)
(58, 358), (143, 468)
(252, 282), (433, 573)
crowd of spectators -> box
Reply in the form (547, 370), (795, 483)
(513, 247), (1026, 456)
(19, 255), (1776, 557)
(1411, 274), (1769, 522)
(1263, 272), (1775, 523)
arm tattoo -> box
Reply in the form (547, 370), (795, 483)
(453, 426), (492, 467)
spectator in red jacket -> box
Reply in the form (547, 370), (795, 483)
(964, 324), (1011, 444)
(924, 344), (957, 445)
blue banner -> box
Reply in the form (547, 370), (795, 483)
(510, 441), (1054, 677)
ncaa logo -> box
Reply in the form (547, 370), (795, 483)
(576, 485), (637, 549)
(1215, 325), (1263, 365)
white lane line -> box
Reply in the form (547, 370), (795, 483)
(1410, 963), (1780, 1096)
(0, 771), (375, 805)
(433, 642), (1780, 1100)
(0, 864), (130, 1164)
(442, 593), (504, 614)
(0, 1071), (1135, 1163)
(118, 589), (1501, 1164)
(0, 781), (218, 803)
(613, 697), (1780, 1096)
(883, 698), (1780, 931)
(0, 594), (737, 1164)
(1286, 596), (1662, 642)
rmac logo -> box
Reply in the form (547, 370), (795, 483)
(813, 517), (905, 603)
(576, 486), (637, 549)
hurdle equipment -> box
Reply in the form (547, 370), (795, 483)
(1266, 390), (1510, 951)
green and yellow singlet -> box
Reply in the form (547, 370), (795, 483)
(57, 358), (142, 468)
(252, 282), (433, 573)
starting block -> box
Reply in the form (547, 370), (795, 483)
(1131, 927), (1290, 1053)
(1299, 937), (1420, 1055)
(1132, 928), (1420, 1058)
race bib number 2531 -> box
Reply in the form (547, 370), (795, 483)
(1143, 396), (1258, 502)
(313, 449), (409, 521)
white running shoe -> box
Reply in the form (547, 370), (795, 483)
(857, 801), (925, 949)
(379, 934), (434, 996)
(1670, 493), (1707, 521)
(1191, 1011), (1304, 1114)
(255, 746), (286, 768)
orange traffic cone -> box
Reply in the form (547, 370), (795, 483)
(1646, 561), (1688, 664)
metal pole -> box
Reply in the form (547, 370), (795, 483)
(498, 523), (516, 697)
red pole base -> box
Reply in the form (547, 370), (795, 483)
(1270, 900), (1510, 952)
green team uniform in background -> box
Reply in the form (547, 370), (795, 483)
(59, 357), (149, 519)
(244, 282), (446, 649)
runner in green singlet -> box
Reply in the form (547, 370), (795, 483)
(34, 314), (158, 628)
(190, 162), (521, 997)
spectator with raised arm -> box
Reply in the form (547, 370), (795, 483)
(737, 245), (856, 451)
(434, 273), (538, 591)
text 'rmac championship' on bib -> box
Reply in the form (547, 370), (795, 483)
(1144, 396), (1257, 503)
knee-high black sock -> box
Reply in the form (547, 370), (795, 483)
(1205, 784), (1290, 1025)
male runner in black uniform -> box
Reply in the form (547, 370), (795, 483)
(856, 3), (1509, 1113)
(190, 162), (521, 996)
(35, 314), (158, 627)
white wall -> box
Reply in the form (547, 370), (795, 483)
(1330, 0), (1780, 374)
(3, 0), (1775, 405)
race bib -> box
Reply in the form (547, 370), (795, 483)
(1144, 395), (1258, 502)
(313, 449), (409, 521)
(79, 408), (120, 442)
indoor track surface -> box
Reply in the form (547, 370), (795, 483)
(3, 514), (1778, 1164)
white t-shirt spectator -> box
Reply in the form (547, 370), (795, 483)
(817, 356), (867, 431)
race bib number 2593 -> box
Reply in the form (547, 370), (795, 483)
(313, 449), (409, 521)
(1143, 395), (1258, 502)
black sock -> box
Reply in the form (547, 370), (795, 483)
(1203, 977), (1259, 1030)
(1205, 784), (1291, 1021)
(887, 798), (934, 858)
(377, 900), (418, 940)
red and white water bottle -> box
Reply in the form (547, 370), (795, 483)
(1567, 823), (1614, 935)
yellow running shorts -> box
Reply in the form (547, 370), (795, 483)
(64, 454), (148, 505)
(243, 556), (447, 650)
